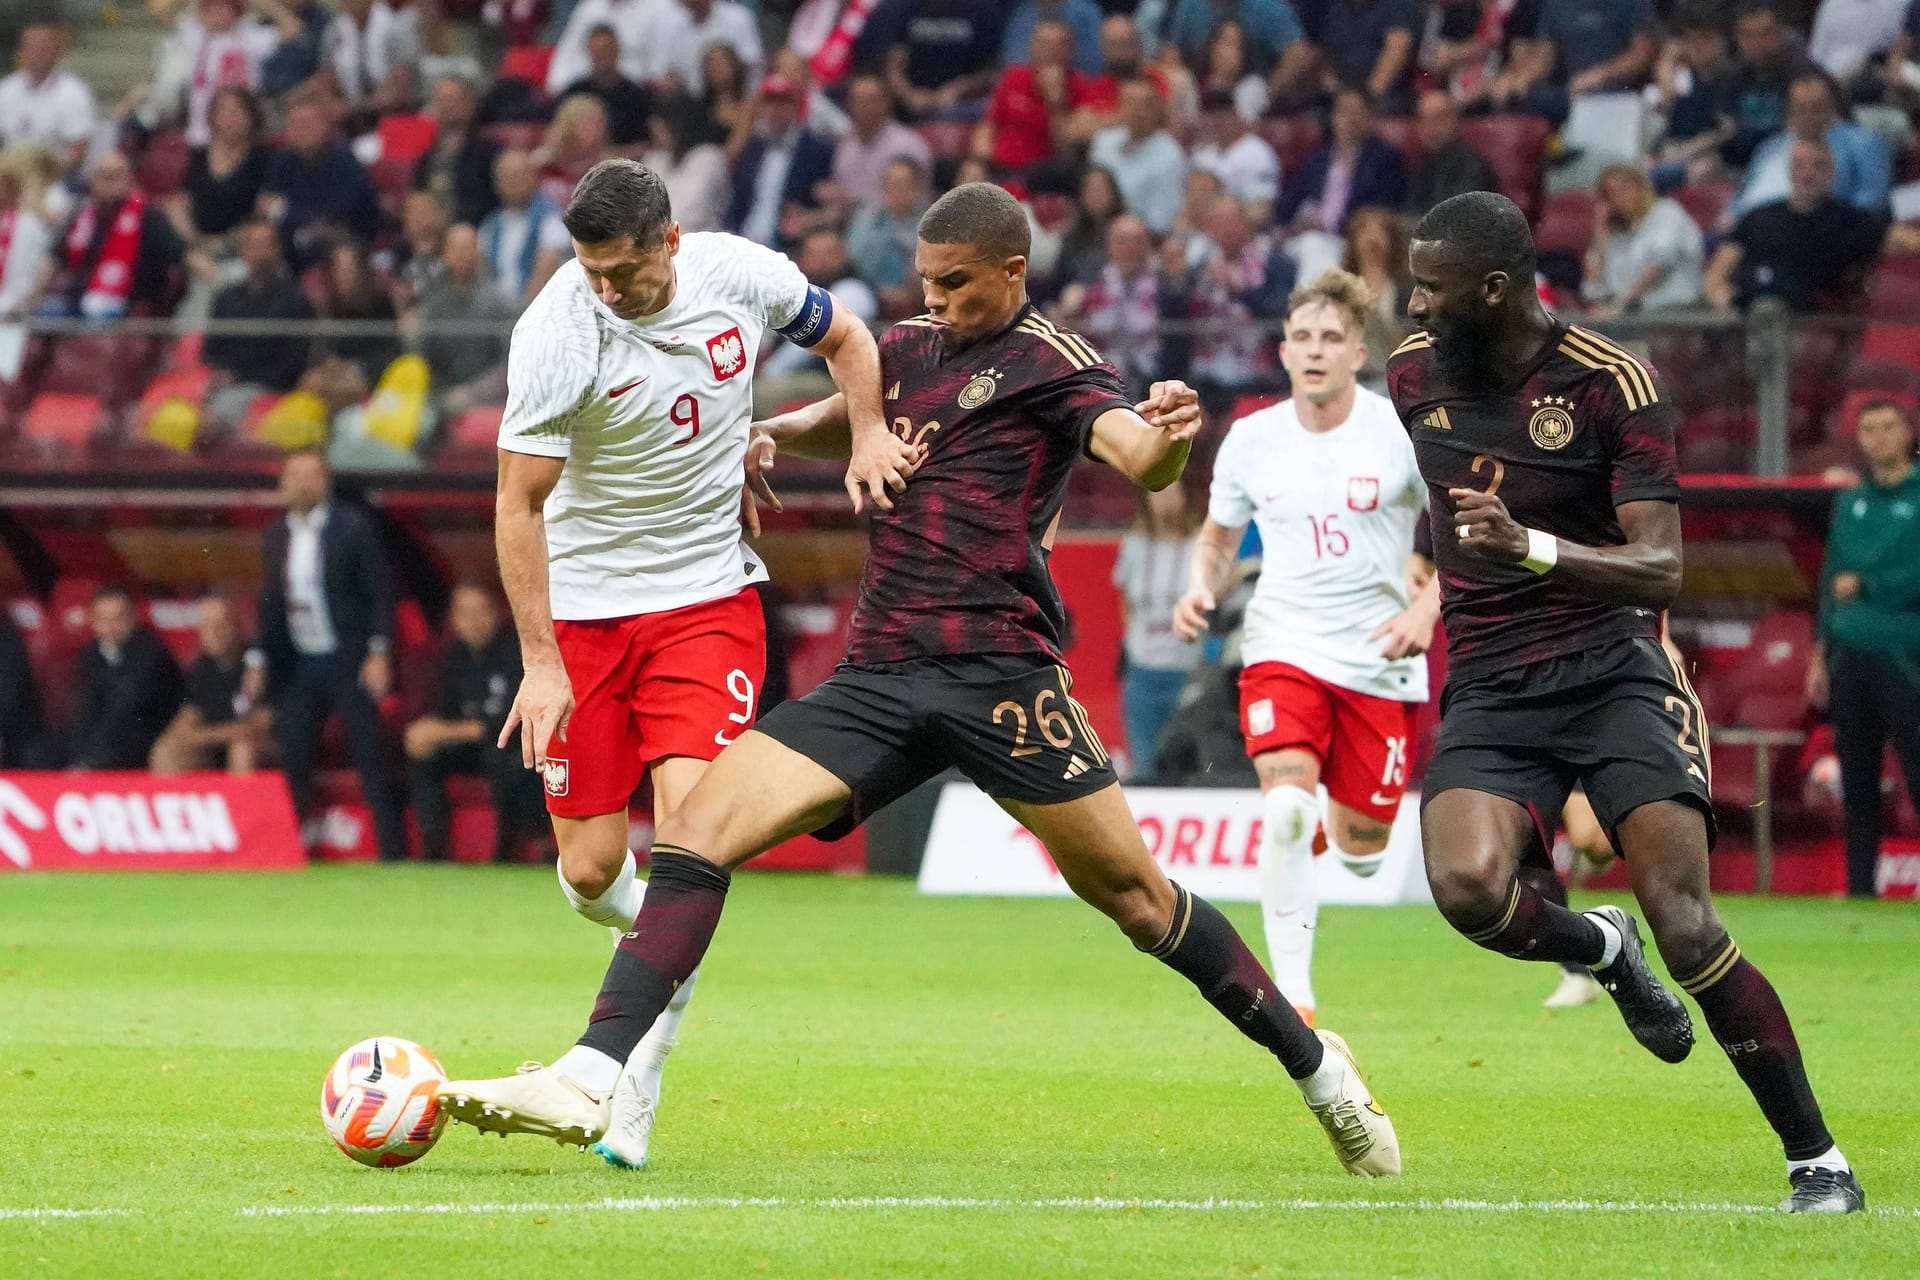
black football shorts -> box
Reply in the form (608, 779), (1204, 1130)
(753, 652), (1118, 839)
(1420, 635), (1717, 852)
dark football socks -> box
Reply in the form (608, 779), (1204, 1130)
(1516, 862), (1591, 977)
(576, 846), (731, 1064)
(1142, 883), (1325, 1080)
(1673, 933), (1836, 1163)
(1459, 873), (1606, 965)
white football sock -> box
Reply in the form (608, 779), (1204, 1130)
(559, 849), (645, 931)
(1787, 1145), (1850, 1175)
(1259, 785), (1321, 1011)
(1297, 1042), (1345, 1108)
(1582, 910), (1624, 969)
(624, 967), (700, 1102)
(550, 1045), (621, 1096)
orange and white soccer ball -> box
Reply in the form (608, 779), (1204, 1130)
(320, 1037), (449, 1168)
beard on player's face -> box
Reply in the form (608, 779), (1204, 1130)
(1429, 296), (1504, 389)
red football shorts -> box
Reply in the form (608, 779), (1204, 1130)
(1238, 660), (1421, 824)
(543, 588), (766, 819)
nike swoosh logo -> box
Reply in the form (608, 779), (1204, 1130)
(608, 378), (649, 398)
(1370, 791), (1396, 807)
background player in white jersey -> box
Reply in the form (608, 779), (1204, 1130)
(1172, 269), (1437, 1022)
(439, 159), (914, 1167)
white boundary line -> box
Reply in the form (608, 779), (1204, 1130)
(232, 1196), (1920, 1219)
(0, 1208), (133, 1221)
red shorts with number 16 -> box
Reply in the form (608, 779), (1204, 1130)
(1238, 661), (1420, 825)
(543, 588), (765, 819)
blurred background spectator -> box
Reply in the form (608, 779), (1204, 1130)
(203, 215), (314, 427)
(414, 74), (503, 227)
(414, 223), (513, 420)
(1582, 164), (1707, 317)
(0, 23), (95, 178)
(832, 75), (930, 212)
(149, 593), (271, 775)
(260, 99), (382, 273)
(1703, 137), (1886, 312)
(69, 586), (186, 771)
(554, 26), (652, 148)
(0, 606), (51, 768)
(1338, 204), (1413, 390)
(728, 74), (836, 248)
(1090, 77), (1187, 234)
(480, 148), (571, 306)
(1114, 482), (1205, 780)
(1403, 88), (1495, 213)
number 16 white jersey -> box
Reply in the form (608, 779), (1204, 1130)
(498, 232), (822, 621)
(1207, 386), (1429, 703)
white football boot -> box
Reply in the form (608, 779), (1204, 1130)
(1543, 966), (1604, 1008)
(1303, 1030), (1401, 1177)
(437, 1062), (610, 1147)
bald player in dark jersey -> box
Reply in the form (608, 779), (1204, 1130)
(469, 183), (1403, 1178)
(1390, 191), (1861, 1214)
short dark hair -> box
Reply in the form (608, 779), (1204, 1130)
(91, 584), (134, 607)
(1857, 397), (1914, 427)
(1735, 0), (1783, 22)
(1671, 4), (1726, 35)
(1413, 190), (1537, 278)
(918, 181), (1030, 261)
(563, 158), (672, 247)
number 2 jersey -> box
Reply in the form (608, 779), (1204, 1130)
(497, 232), (829, 620)
(1207, 386), (1428, 703)
(1386, 322), (1682, 681)
(845, 305), (1133, 666)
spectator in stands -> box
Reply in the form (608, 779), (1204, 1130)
(846, 155), (930, 314)
(1274, 87), (1404, 239)
(68, 586), (186, 772)
(0, 606), (50, 769)
(1808, 0), (1909, 92)
(260, 0), (332, 98)
(1190, 88), (1281, 213)
(544, 0), (654, 96)
(178, 85), (273, 243)
(555, 25), (654, 148)
(536, 94), (613, 208)
(1054, 164), (1124, 287)
(0, 23), (95, 176)
(771, 46), (853, 141)
(974, 20), (1099, 176)
(1114, 481), (1204, 780)
(644, 91), (731, 234)
(832, 75), (931, 212)
(167, 0), (286, 148)
(486, 0), (549, 50)
(149, 593), (271, 775)
(1717, 0), (1813, 170)
(302, 238), (401, 417)
(37, 150), (183, 323)
(1703, 137), (1886, 313)
(259, 100), (382, 273)
(1807, 399), (1920, 897)
(1057, 211), (1165, 395)
(727, 75), (836, 249)
(322, 0), (422, 132)
(1308, 0), (1423, 114)
(1166, 0), (1313, 94)
(1089, 77), (1187, 235)
(405, 581), (544, 862)
(389, 190), (451, 315)
(1650, 7), (1738, 183)
(1582, 164), (1706, 317)
(1422, 0), (1565, 125)
(656, 0), (765, 96)
(1174, 193), (1296, 397)
(415, 224), (513, 420)
(758, 227), (877, 402)
(1339, 204), (1413, 391)
(413, 74), (501, 228)
(0, 163), (51, 323)
(240, 449), (408, 861)
(478, 149), (570, 306)
(860, 0), (1004, 121)
(1003, 0), (1105, 75)
(1730, 70), (1891, 221)
(204, 216), (314, 425)
(1527, 0), (1659, 100)
(700, 43), (759, 162)
(1194, 18), (1273, 121)
(1403, 89), (1497, 215)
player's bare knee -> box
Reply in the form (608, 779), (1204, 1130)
(1083, 877), (1174, 947)
(1638, 884), (1725, 974)
(1426, 843), (1509, 927)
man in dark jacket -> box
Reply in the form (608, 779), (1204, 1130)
(412, 74), (501, 227)
(204, 218), (313, 429)
(68, 586), (185, 770)
(727, 75), (836, 249)
(241, 449), (408, 860)
(1404, 90), (1498, 215)
(260, 100), (382, 273)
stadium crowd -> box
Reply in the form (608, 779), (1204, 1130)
(0, 0), (1914, 875)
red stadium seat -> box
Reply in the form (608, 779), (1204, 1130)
(1858, 323), (1920, 370)
(1743, 609), (1815, 695)
(1456, 114), (1549, 221)
(377, 113), (439, 167)
(1672, 179), (1736, 233)
(1865, 271), (1920, 319)
(22, 392), (102, 453)
(1676, 407), (1754, 472)
(1228, 394), (1281, 422)
(1254, 117), (1323, 177)
(137, 130), (192, 198)
(498, 44), (555, 87)
(1534, 188), (1596, 257)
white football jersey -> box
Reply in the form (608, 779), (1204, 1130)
(1208, 386), (1429, 702)
(499, 232), (820, 620)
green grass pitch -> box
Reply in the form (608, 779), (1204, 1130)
(2, 867), (1914, 1278)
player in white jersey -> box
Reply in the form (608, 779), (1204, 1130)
(438, 159), (915, 1166)
(1172, 269), (1437, 1023)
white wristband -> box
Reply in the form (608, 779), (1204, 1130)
(1521, 527), (1559, 574)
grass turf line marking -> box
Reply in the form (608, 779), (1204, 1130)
(0, 1208), (135, 1221)
(236, 1197), (1920, 1219)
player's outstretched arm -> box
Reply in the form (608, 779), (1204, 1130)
(1089, 379), (1203, 492)
(808, 298), (919, 514)
(495, 449), (573, 768)
(1369, 557), (1442, 659)
(1451, 490), (1682, 610)
(1172, 517), (1246, 642)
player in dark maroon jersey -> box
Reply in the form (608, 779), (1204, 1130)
(1390, 191), (1861, 1214)
(483, 182), (1402, 1177)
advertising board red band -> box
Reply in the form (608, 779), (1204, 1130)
(0, 772), (304, 872)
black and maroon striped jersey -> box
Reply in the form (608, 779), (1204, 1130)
(844, 305), (1133, 666)
(1386, 322), (1682, 679)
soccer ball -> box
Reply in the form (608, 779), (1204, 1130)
(320, 1037), (449, 1168)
